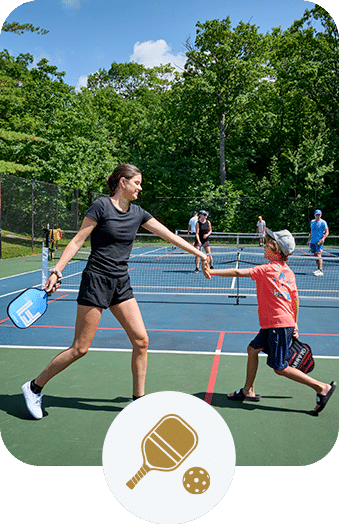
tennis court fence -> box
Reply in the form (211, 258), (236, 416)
(41, 231), (339, 303)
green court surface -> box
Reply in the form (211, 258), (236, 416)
(1, 254), (338, 467)
(0, 254), (42, 277)
(0, 348), (338, 466)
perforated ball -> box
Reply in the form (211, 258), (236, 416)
(182, 467), (210, 494)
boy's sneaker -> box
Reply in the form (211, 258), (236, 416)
(313, 269), (324, 277)
(21, 381), (43, 419)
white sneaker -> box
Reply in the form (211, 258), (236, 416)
(21, 381), (43, 419)
(313, 270), (324, 277)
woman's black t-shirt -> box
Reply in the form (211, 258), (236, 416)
(84, 197), (153, 277)
(196, 220), (210, 244)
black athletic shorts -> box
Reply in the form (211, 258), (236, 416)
(77, 269), (134, 309)
(194, 240), (210, 249)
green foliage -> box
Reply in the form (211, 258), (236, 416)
(2, 21), (49, 35)
(0, 8), (338, 234)
(0, 159), (35, 174)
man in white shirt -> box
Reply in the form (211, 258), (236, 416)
(256, 216), (266, 246)
(188, 212), (198, 241)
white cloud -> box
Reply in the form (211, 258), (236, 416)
(76, 74), (88, 91)
(61, 0), (81, 10)
(130, 39), (186, 72)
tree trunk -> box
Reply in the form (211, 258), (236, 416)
(219, 112), (226, 185)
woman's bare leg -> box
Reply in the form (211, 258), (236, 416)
(34, 305), (102, 388)
(110, 298), (149, 397)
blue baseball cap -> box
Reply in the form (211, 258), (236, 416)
(199, 210), (209, 216)
(314, 209), (322, 215)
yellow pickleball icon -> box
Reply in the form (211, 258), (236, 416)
(182, 467), (210, 494)
(126, 414), (199, 490)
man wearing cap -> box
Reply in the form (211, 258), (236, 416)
(307, 210), (329, 276)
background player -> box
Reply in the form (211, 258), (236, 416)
(307, 209), (329, 276)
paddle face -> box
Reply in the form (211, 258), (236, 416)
(142, 414), (198, 472)
(288, 338), (315, 374)
(7, 288), (49, 329)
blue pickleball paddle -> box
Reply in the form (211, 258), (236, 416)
(7, 288), (50, 329)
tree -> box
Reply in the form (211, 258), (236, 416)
(184, 18), (268, 185)
(87, 61), (173, 98)
(0, 20), (49, 174)
(2, 21), (48, 35)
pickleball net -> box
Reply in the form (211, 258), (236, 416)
(42, 232), (339, 302)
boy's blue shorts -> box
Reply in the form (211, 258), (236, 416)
(309, 242), (323, 253)
(249, 327), (295, 371)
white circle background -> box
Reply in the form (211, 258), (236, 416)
(102, 391), (236, 524)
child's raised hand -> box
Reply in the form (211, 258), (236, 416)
(202, 259), (211, 280)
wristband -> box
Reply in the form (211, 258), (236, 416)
(49, 268), (63, 279)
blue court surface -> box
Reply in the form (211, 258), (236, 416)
(0, 245), (338, 466)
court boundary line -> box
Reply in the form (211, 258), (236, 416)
(205, 331), (225, 404)
(0, 268), (41, 280)
(0, 345), (338, 358)
(1, 320), (338, 338)
(0, 284), (43, 299)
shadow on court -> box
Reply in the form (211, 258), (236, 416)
(0, 394), (127, 421)
(193, 392), (317, 416)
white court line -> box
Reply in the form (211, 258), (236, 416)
(0, 345), (338, 358)
(0, 283), (42, 299)
(130, 245), (171, 258)
(0, 268), (41, 280)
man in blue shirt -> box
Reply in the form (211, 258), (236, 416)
(307, 209), (329, 276)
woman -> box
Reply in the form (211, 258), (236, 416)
(21, 164), (208, 419)
(194, 210), (213, 273)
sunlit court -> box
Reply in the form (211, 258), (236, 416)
(1, 234), (338, 466)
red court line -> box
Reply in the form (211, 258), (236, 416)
(204, 331), (226, 405)
(0, 294), (69, 326)
(296, 248), (312, 256)
(47, 294), (69, 304)
(0, 321), (338, 338)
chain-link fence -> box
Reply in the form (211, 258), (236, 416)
(0, 174), (104, 258)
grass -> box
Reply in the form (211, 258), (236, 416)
(0, 230), (92, 260)
(0, 230), (44, 259)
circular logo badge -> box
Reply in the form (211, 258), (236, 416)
(102, 391), (236, 524)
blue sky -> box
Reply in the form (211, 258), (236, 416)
(0, 1), (338, 90)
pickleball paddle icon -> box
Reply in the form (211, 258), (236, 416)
(126, 414), (198, 490)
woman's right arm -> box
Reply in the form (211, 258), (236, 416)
(45, 216), (97, 292)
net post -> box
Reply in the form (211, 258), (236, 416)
(236, 251), (240, 305)
(41, 242), (49, 288)
(31, 182), (34, 254)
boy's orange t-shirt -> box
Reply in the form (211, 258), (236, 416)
(249, 261), (298, 329)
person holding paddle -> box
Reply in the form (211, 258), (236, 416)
(21, 164), (208, 419)
(194, 210), (213, 273)
(203, 228), (336, 414)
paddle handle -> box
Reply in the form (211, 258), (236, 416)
(126, 463), (151, 489)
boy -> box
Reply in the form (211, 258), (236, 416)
(203, 228), (336, 413)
